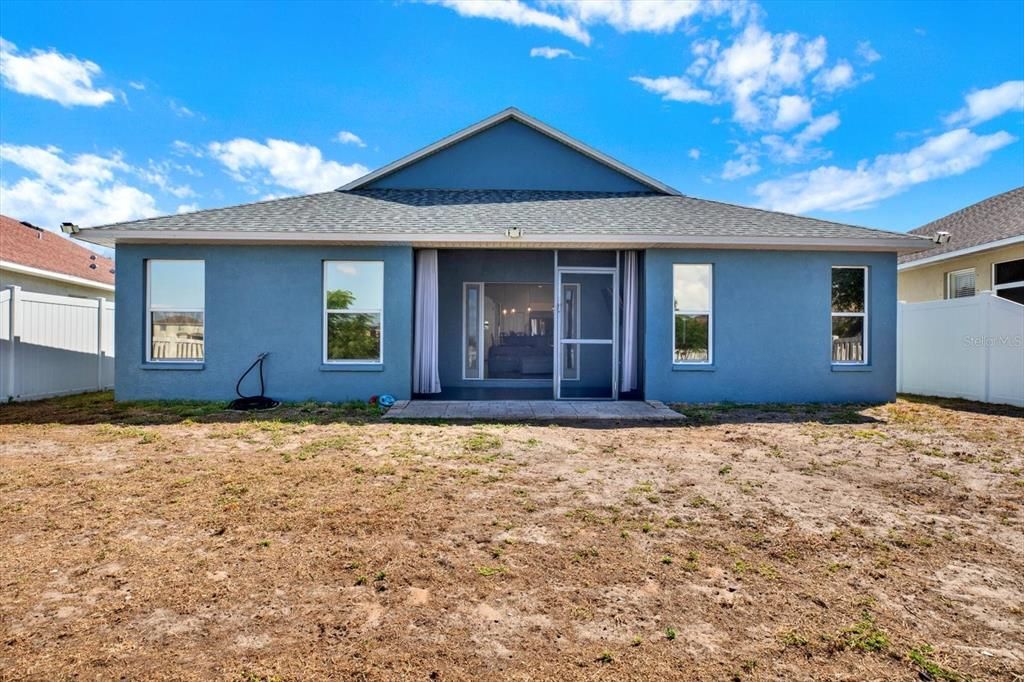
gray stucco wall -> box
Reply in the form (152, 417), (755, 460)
(115, 245), (898, 405)
(643, 249), (897, 404)
(365, 120), (651, 192)
(115, 244), (413, 402)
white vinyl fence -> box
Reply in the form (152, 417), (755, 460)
(898, 291), (1024, 407)
(0, 285), (115, 402)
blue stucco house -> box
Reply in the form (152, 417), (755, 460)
(77, 108), (929, 404)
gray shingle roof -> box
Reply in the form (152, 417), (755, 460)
(80, 189), (923, 245)
(900, 186), (1024, 264)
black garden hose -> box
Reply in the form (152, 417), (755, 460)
(227, 352), (280, 411)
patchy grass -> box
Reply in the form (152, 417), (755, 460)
(909, 644), (968, 682)
(0, 393), (1021, 680)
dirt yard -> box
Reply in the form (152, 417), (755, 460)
(1, 393), (1021, 681)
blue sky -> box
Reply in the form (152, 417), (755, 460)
(1, 0), (1022, 237)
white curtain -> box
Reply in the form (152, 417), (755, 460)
(621, 250), (639, 392)
(413, 249), (441, 394)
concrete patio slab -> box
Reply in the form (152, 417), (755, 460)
(384, 400), (684, 422)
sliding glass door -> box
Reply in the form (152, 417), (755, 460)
(463, 282), (555, 381)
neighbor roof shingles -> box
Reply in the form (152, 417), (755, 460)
(1, 215), (115, 285)
(899, 186), (1024, 264)
(79, 189), (920, 243)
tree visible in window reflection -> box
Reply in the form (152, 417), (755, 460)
(675, 315), (708, 360)
(326, 289), (380, 360)
(327, 289), (355, 310)
(832, 269), (865, 312)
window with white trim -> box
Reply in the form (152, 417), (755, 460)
(324, 261), (383, 363)
(831, 266), (867, 364)
(946, 268), (976, 299)
(673, 264), (712, 364)
(147, 260), (205, 362)
(993, 258), (1024, 305)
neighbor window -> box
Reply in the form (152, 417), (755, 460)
(831, 266), (867, 364)
(993, 258), (1024, 304)
(147, 260), (205, 362)
(946, 268), (976, 299)
(324, 261), (383, 363)
(673, 264), (712, 364)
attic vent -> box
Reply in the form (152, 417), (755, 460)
(933, 231), (951, 244)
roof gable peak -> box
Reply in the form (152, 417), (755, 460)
(339, 107), (679, 195)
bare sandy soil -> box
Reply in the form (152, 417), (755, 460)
(1, 392), (1022, 681)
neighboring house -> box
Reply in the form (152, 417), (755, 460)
(897, 187), (1024, 304)
(1, 215), (116, 401)
(76, 108), (929, 404)
(1, 215), (116, 298)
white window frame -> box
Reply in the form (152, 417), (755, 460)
(322, 260), (384, 365)
(559, 283), (582, 381)
(462, 282), (484, 380)
(831, 265), (868, 366)
(992, 257), (1024, 298)
(946, 267), (976, 299)
(672, 263), (713, 366)
(146, 259), (204, 363)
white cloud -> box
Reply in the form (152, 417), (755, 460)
(813, 59), (855, 92)
(721, 143), (760, 179)
(434, 0), (591, 45)
(0, 38), (115, 107)
(944, 80), (1024, 126)
(169, 100), (197, 118)
(171, 140), (204, 157)
(773, 94), (812, 130)
(761, 110), (840, 162)
(695, 25), (831, 127)
(530, 46), (576, 59)
(176, 203), (199, 214)
(432, 0), (750, 45)
(128, 81), (146, 90)
(688, 148), (701, 160)
(335, 130), (367, 147)
(643, 22), (846, 130)
(630, 75), (713, 103)
(137, 160), (196, 198)
(207, 138), (370, 194)
(560, 0), (705, 34)
(855, 40), (881, 63)
(0, 144), (159, 228)
(753, 128), (1016, 213)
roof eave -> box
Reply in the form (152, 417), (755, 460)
(0, 259), (115, 291)
(897, 234), (1024, 270)
(74, 229), (929, 253)
(338, 107), (681, 196)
